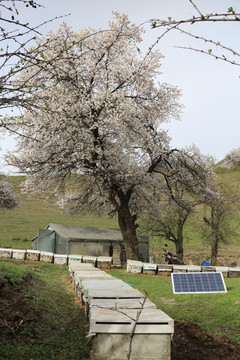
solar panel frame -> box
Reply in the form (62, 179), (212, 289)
(171, 272), (227, 294)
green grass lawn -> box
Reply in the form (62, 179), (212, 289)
(109, 269), (240, 344)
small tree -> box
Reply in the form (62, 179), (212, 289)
(220, 147), (240, 169)
(143, 187), (194, 263)
(202, 181), (239, 266)
(142, 145), (214, 263)
(0, 180), (19, 209)
(7, 14), (182, 260)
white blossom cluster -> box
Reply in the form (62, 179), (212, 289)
(0, 181), (19, 209)
(221, 147), (240, 169)
(7, 13), (182, 217)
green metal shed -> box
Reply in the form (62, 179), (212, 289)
(33, 223), (149, 263)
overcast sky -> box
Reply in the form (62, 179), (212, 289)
(1, 0), (240, 173)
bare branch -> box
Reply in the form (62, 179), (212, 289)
(150, 0), (240, 67)
(127, 292), (147, 360)
(189, 0), (204, 18)
(174, 45), (240, 66)
(150, 12), (240, 28)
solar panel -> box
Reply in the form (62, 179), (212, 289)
(171, 272), (227, 294)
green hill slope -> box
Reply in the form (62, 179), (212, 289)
(0, 176), (118, 250)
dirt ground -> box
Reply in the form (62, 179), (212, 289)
(172, 320), (240, 360)
(0, 277), (37, 337)
(1, 277), (240, 360)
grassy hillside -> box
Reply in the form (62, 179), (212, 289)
(0, 173), (239, 266)
(0, 176), (118, 250)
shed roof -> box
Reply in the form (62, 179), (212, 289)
(46, 223), (148, 243)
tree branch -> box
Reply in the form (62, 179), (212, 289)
(150, 0), (240, 67)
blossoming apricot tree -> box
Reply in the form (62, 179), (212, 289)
(7, 13), (184, 260)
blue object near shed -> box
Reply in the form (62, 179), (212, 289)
(201, 261), (211, 266)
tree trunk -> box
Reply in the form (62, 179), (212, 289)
(175, 219), (184, 263)
(117, 203), (139, 261)
(211, 234), (219, 266)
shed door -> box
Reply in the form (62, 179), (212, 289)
(37, 229), (55, 252)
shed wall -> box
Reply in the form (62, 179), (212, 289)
(68, 241), (113, 257)
(32, 238), (37, 250)
(37, 229), (55, 252)
(55, 233), (68, 254)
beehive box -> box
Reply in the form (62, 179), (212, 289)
(173, 265), (188, 273)
(74, 271), (113, 297)
(228, 267), (240, 278)
(85, 287), (144, 306)
(54, 254), (68, 266)
(12, 249), (26, 260)
(91, 333), (172, 360)
(73, 268), (113, 299)
(127, 260), (143, 274)
(71, 266), (101, 278)
(82, 255), (97, 267)
(90, 308), (174, 360)
(74, 271), (112, 286)
(40, 251), (54, 263)
(70, 264), (101, 280)
(112, 244), (122, 266)
(97, 256), (112, 270)
(26, 250), (40, 261)
(90, 307), (174, 334)
(215, 266), (229, 278)
(201, 266), (216, 272)
(68, 254), (82, 266)
(89, 297), (157, 314)
(0, 248), (12, 259)
(186, 265), (201, 272)
(142, 262), (157, 275)
(81, 279), (131, 304)
(81, 279), (130, 294)
(157, 264), (173, 277)
(69, 262), (96, 276)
